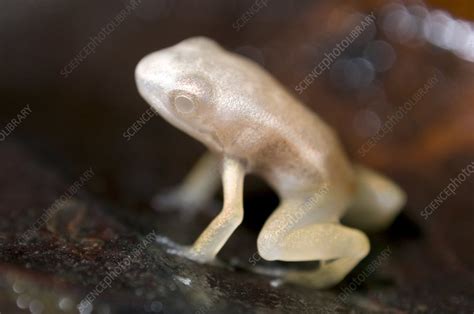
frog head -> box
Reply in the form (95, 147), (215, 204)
(135, 37), (225, 151)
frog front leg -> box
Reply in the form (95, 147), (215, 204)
(185, 157), (245, 263)
(152, 152), (220, 212)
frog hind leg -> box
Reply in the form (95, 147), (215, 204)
(257, 191), (370, 289)
(342, 165), (407, 232)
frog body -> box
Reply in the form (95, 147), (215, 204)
(135, 37), (406, 288)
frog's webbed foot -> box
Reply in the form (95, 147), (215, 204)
(151, 152), (220, 213)
(155, 237), (217, 264)
(178, 245), (215, 263)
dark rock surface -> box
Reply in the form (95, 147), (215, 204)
(1, 0), (473, 313)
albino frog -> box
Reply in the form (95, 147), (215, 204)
(135, 37), (406, 288)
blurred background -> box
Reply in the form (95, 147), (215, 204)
(0, 0), (473, 313)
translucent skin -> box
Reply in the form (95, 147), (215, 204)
(135, 37), (406, 288)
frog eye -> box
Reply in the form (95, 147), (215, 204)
(174, 94), (196, 114)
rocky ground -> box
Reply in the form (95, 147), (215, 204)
(1, 0), (473, 313)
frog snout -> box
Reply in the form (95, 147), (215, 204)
(135, 56), (153, 92)
(136, 73), (169, 117)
